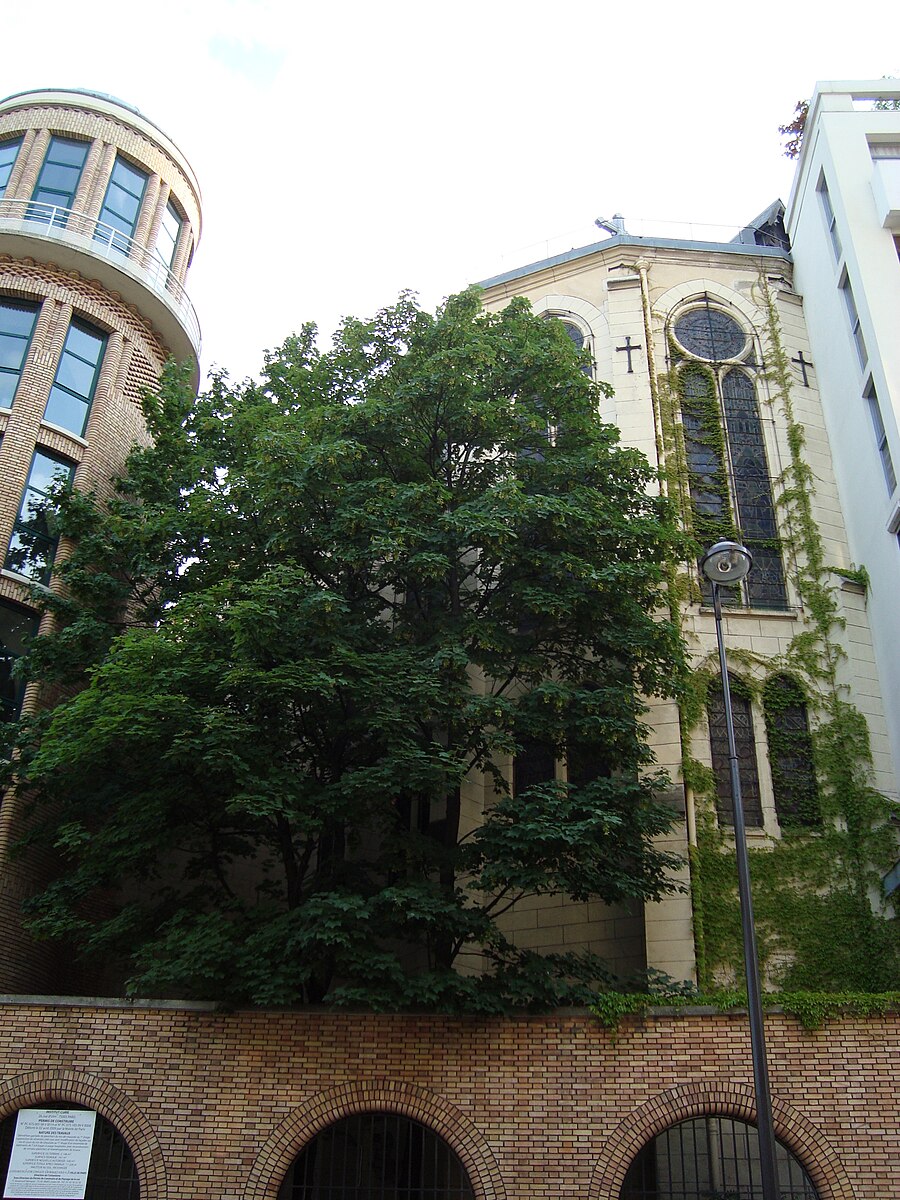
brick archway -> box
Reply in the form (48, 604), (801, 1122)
(589, 1082), (854, 1200)
(245, 1078), (505, 1200)
(0, 1069), (166, 1199)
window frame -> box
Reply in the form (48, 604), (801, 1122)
(96, 154), (149, 253)
(0, 599), (38, 723)
(43, 317), (107, 438)
(864, 377), (896, 495)
(707, 672), (764, 828)
(153, 198), (183, 274)
(0, 297), (40, 410)
(839, 270), (867, 369)
(762, 674), (821, 829)
(817, 175), (842, 263)
(29, 135), (89, 222)
(673, 303), (788, 610)
(0, 135), (22, 199)
(5, 447), (76, 584)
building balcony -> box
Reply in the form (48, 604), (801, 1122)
(0, 198), (201, 368)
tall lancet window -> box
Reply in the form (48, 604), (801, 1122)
(674, 302), (787, 609)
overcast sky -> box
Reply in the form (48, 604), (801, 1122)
(4, 1), (896, 383)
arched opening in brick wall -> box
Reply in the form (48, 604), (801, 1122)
(590, 1083), (853, 1200)
(246, 1079), (504, 1200)
(619, 1115), (818, 1199)
(0, 1103), (139, 1198)
(277, 1111), (475, 1200)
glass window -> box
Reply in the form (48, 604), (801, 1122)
(707, 674), (763, 827)
(840, 272), (867, 368)
(96, 155), (148, 252)
(29, 136), (89, 223)
(0, 137), (22, 198)
(676, 310), (787, 611)
(620, 1116), (818, 1199)
(0, 299), (39, 408)
(865, 378), (896, 494)
(818, 177), (842, 262)
(721, 369), (787, 609)
(0, 601), (37, 723)
(5, 448), (75, 583)
(513, 736), (557, 796)
(154, 199), (182, 272)
(0, 1106), (139, 1199)
(674, 307), (746, 361)
(543, 312), (593, 377)
(278, 1113), (474, 1200)
(763, 674), (820, 829)
(44, 318), (106, 436)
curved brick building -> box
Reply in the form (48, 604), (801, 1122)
(0, 88), (201, 991)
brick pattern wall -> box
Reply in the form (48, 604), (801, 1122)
(0, 1004), (893, 1200)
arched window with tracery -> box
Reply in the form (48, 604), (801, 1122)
(673, 301), (787, 610)
(707, 674), (763, 827)
(763, 674), (820, 828)
(0, 1105), (139, 1198)
(277, 1113), (475, 1200)
(619, 1115), (819, 1199)
(543, 312), (594, 377)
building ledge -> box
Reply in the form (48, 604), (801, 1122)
(0, 199), (200, 374)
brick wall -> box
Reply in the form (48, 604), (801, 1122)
(0, 1002), (894, 1199)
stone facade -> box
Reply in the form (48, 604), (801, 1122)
(478, 230), (896, 986)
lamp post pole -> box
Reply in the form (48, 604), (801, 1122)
(701, 541), (779, 1200)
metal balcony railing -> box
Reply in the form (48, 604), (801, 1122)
(0, 197), (201, 353)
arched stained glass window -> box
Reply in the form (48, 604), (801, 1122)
(543, 313), (592, 376)
(278, 1113), (475, 1200)
(763, 675), (820, 828)
(721, 370), (786, 609)
(674, 305), (787, 610)
(707, 674), (763, 827)
(620, 1116), (819, 1199)
(674, 307), (747, 361)
(0, 1106), (139, 1198)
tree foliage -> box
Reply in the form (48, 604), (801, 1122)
(8, 290), (687, 1010)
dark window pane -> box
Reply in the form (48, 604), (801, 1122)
(0, 601), (37, 722)
(5, 449), (75, 583)
(764, 675), (820, 828)
(620, 1116), (819, 1199)
(278, 1113), (474, 1200)
(514, 736), (556, 795)
(722, 370), (787, 609)
(708, 676), (763, 827)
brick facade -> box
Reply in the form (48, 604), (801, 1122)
(0, 1002), (894, 1199)
(0, 89), (201, 995)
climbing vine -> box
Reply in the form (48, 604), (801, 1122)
(662, 279), (900, 994)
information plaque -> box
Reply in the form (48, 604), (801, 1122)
(3, 1109), (96, 1199)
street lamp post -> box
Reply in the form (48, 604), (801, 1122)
(700, 540), (779, 1200)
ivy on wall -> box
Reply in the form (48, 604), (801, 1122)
(660, 279), (900, 995)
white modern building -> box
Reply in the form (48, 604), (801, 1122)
(785, 79), (900, 783)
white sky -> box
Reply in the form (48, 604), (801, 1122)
(3, 1), (897, 384)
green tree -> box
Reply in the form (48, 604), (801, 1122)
(9, 290), (686, 1010)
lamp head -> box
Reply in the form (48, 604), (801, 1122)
(700, 540), (753, 585)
